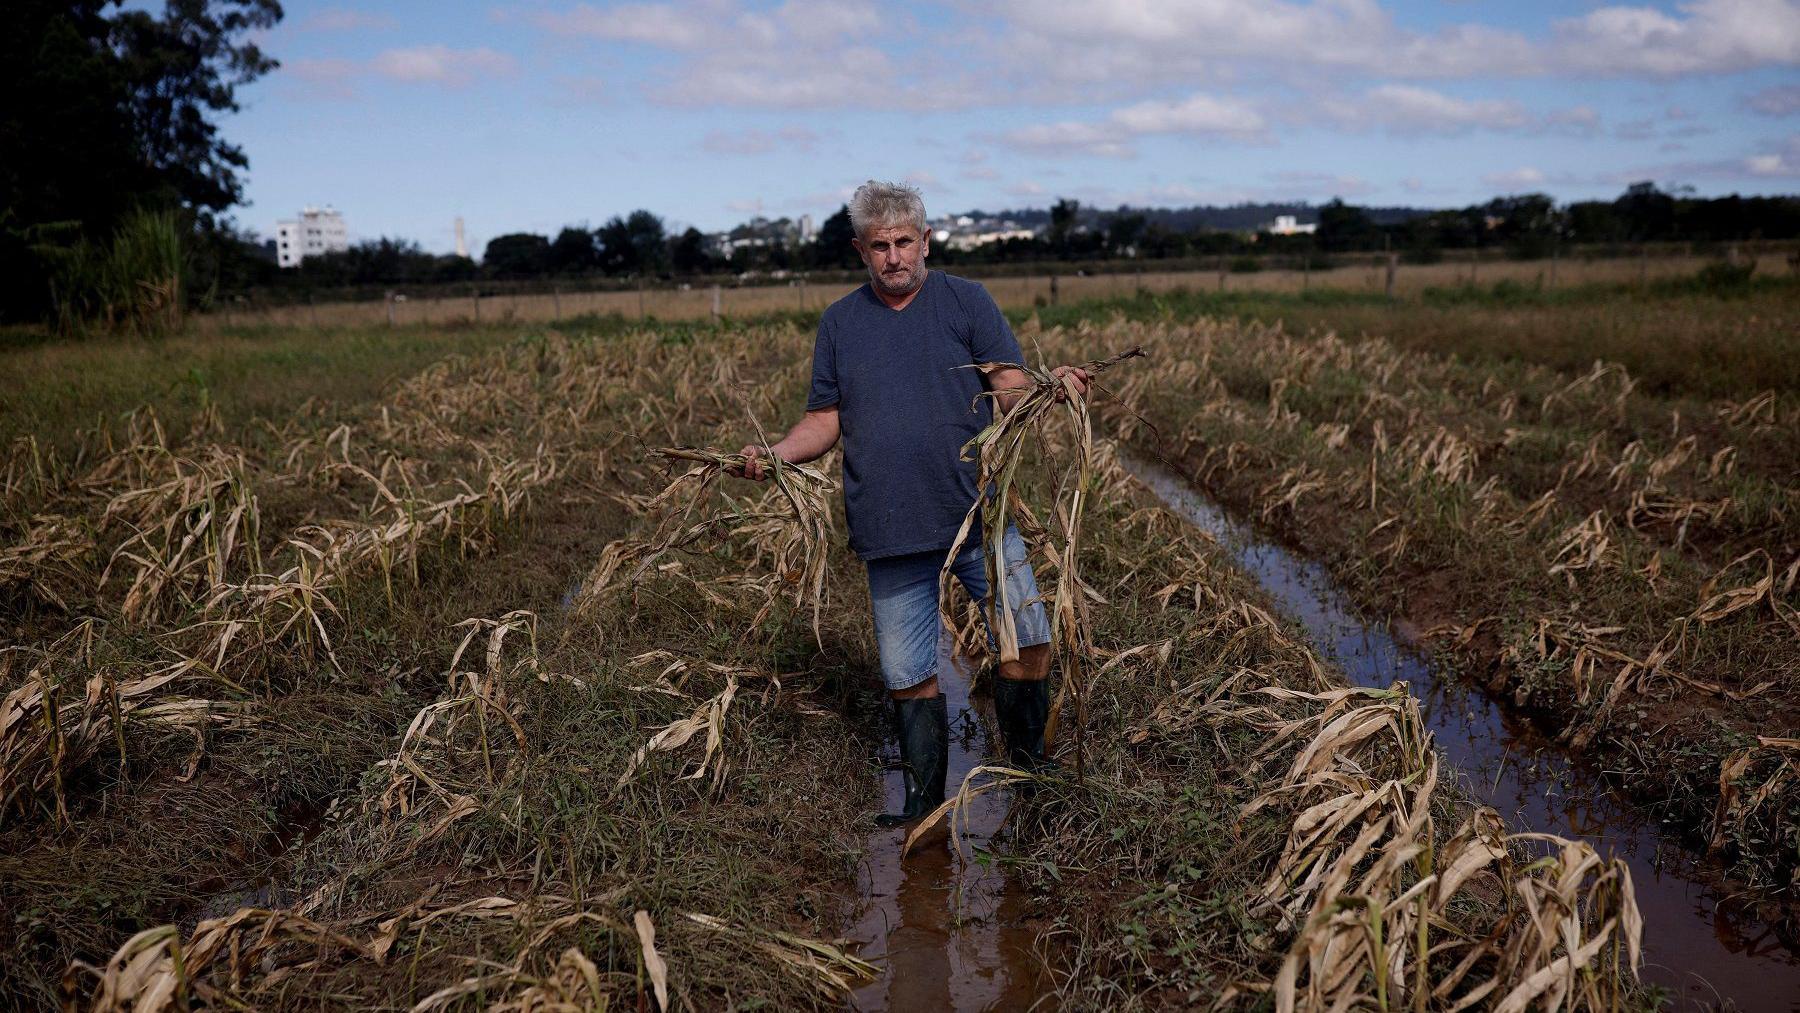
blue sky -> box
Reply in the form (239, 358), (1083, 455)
(229, 0), (1800, 255)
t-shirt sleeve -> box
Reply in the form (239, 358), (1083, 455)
(805, 317), (839, 410)
(965, 282), (1024, 365)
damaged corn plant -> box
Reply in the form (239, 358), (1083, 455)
(34, 321), (883, 1011)
(986, 420), (1649, 1010)
(1077, 310), (1799, 893)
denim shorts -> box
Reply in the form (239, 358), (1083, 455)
(866, 526), (1052, 692)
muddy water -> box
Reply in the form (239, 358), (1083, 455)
(845, 666), (1048, 1011)
(1125, 454), (1800, 1012)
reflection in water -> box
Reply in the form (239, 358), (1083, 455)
(1125, 454), (1800, 1013)
(847, 666), (1046, 1012)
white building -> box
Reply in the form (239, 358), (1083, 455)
(275, 206), (349, 268)
(1265, 214), (1317, 236)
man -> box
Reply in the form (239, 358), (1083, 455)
(735, 180), (1089, 828)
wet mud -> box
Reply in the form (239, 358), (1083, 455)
(845, 668), (1049, 1012)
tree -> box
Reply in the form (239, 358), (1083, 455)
(1317, 198), (1379, 252)
(1049, 198), (1081, 254)
(1481, 193), (1561, 258)
(1, 0), (284, 322)
(626, 210), (668, 275)
(808, 205), (859, 269)
(482, 233), (551, 279)
(1105, 211), (1147, 256)
(109, 0), (283, 220)
(1614, 181), (1676, 242)
(596, 210), (668, 276)
(670, 227), (712, 275)
(548, 226), (598, 275)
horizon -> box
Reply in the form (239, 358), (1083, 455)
(231, 1), (1800, 255)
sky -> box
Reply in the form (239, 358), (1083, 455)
(229, 0), (1800, 255)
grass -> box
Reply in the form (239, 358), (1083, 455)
(1027, 275), (1800, 399)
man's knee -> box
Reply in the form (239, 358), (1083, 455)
(891, 675), (941, 700)
(997, 642), (1051, 682)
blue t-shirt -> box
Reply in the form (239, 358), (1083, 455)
(807, 271), (1025, 560)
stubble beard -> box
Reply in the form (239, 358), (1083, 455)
(869, 262), (926, 298)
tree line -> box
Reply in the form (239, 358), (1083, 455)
(247, 183), (1800, 297)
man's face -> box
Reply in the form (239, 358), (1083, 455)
(853, 223), (930, 298)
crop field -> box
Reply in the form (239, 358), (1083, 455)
(1, 273), (1793, 1010)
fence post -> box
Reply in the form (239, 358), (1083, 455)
(1217, 255), (1226, 291)
(711, 284), (721, 320)
(1049, 274), (1059, 306)
(1385, 253), (1397, 301)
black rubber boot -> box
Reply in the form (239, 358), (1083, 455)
(992, 676), (1051, 772)
(875, 695), (949, 828)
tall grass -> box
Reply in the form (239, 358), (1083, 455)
(39, 209), (187, 339)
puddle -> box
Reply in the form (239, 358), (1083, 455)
(1125, 452), (1800, 1012)
(845, 662), (1048, 1011)
(565, 566), (1048, 1008)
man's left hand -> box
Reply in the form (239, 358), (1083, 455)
(1050, 365), (1091, 402)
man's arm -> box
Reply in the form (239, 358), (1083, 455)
(734, 406), (840, 481)
(985, 365), (1090, 415)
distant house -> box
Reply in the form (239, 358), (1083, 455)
(931, 213), (1039, 251)
(275, 206), (348, 268)
(1264, 214), (1318, 236)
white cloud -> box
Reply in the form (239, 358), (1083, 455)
(371, 46), (517, 85)
(1483, 166), (1548, 189)
(1000, 91), (1265, 158)
(1356, 84), (1530, 133)
(1268, 171), (1376, 198)
(306, 9), (396, 31)
(284, 57), (360, 99)
(533, 0), (965, 109)
(1112, 94), (1267, 135)
(1000, 120), (1139, 159)
(1312, 85), (1595, 137)
(1747, 84), (1800, 116)
(726, 197), (766, 214)
(537, 2), (718, 49)
(1007, 180), (1047, 197)
(1589, 135), (1800, 184)
(979, 0), (1536, 84)
(702, 127), (820, 155)
(1743, 136), (1800, 176)
(1549, 0), (1800, 77)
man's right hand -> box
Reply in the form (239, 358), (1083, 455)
(732, 444), (771, 481)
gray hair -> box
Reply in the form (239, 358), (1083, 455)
(848, 180), (926, 240)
